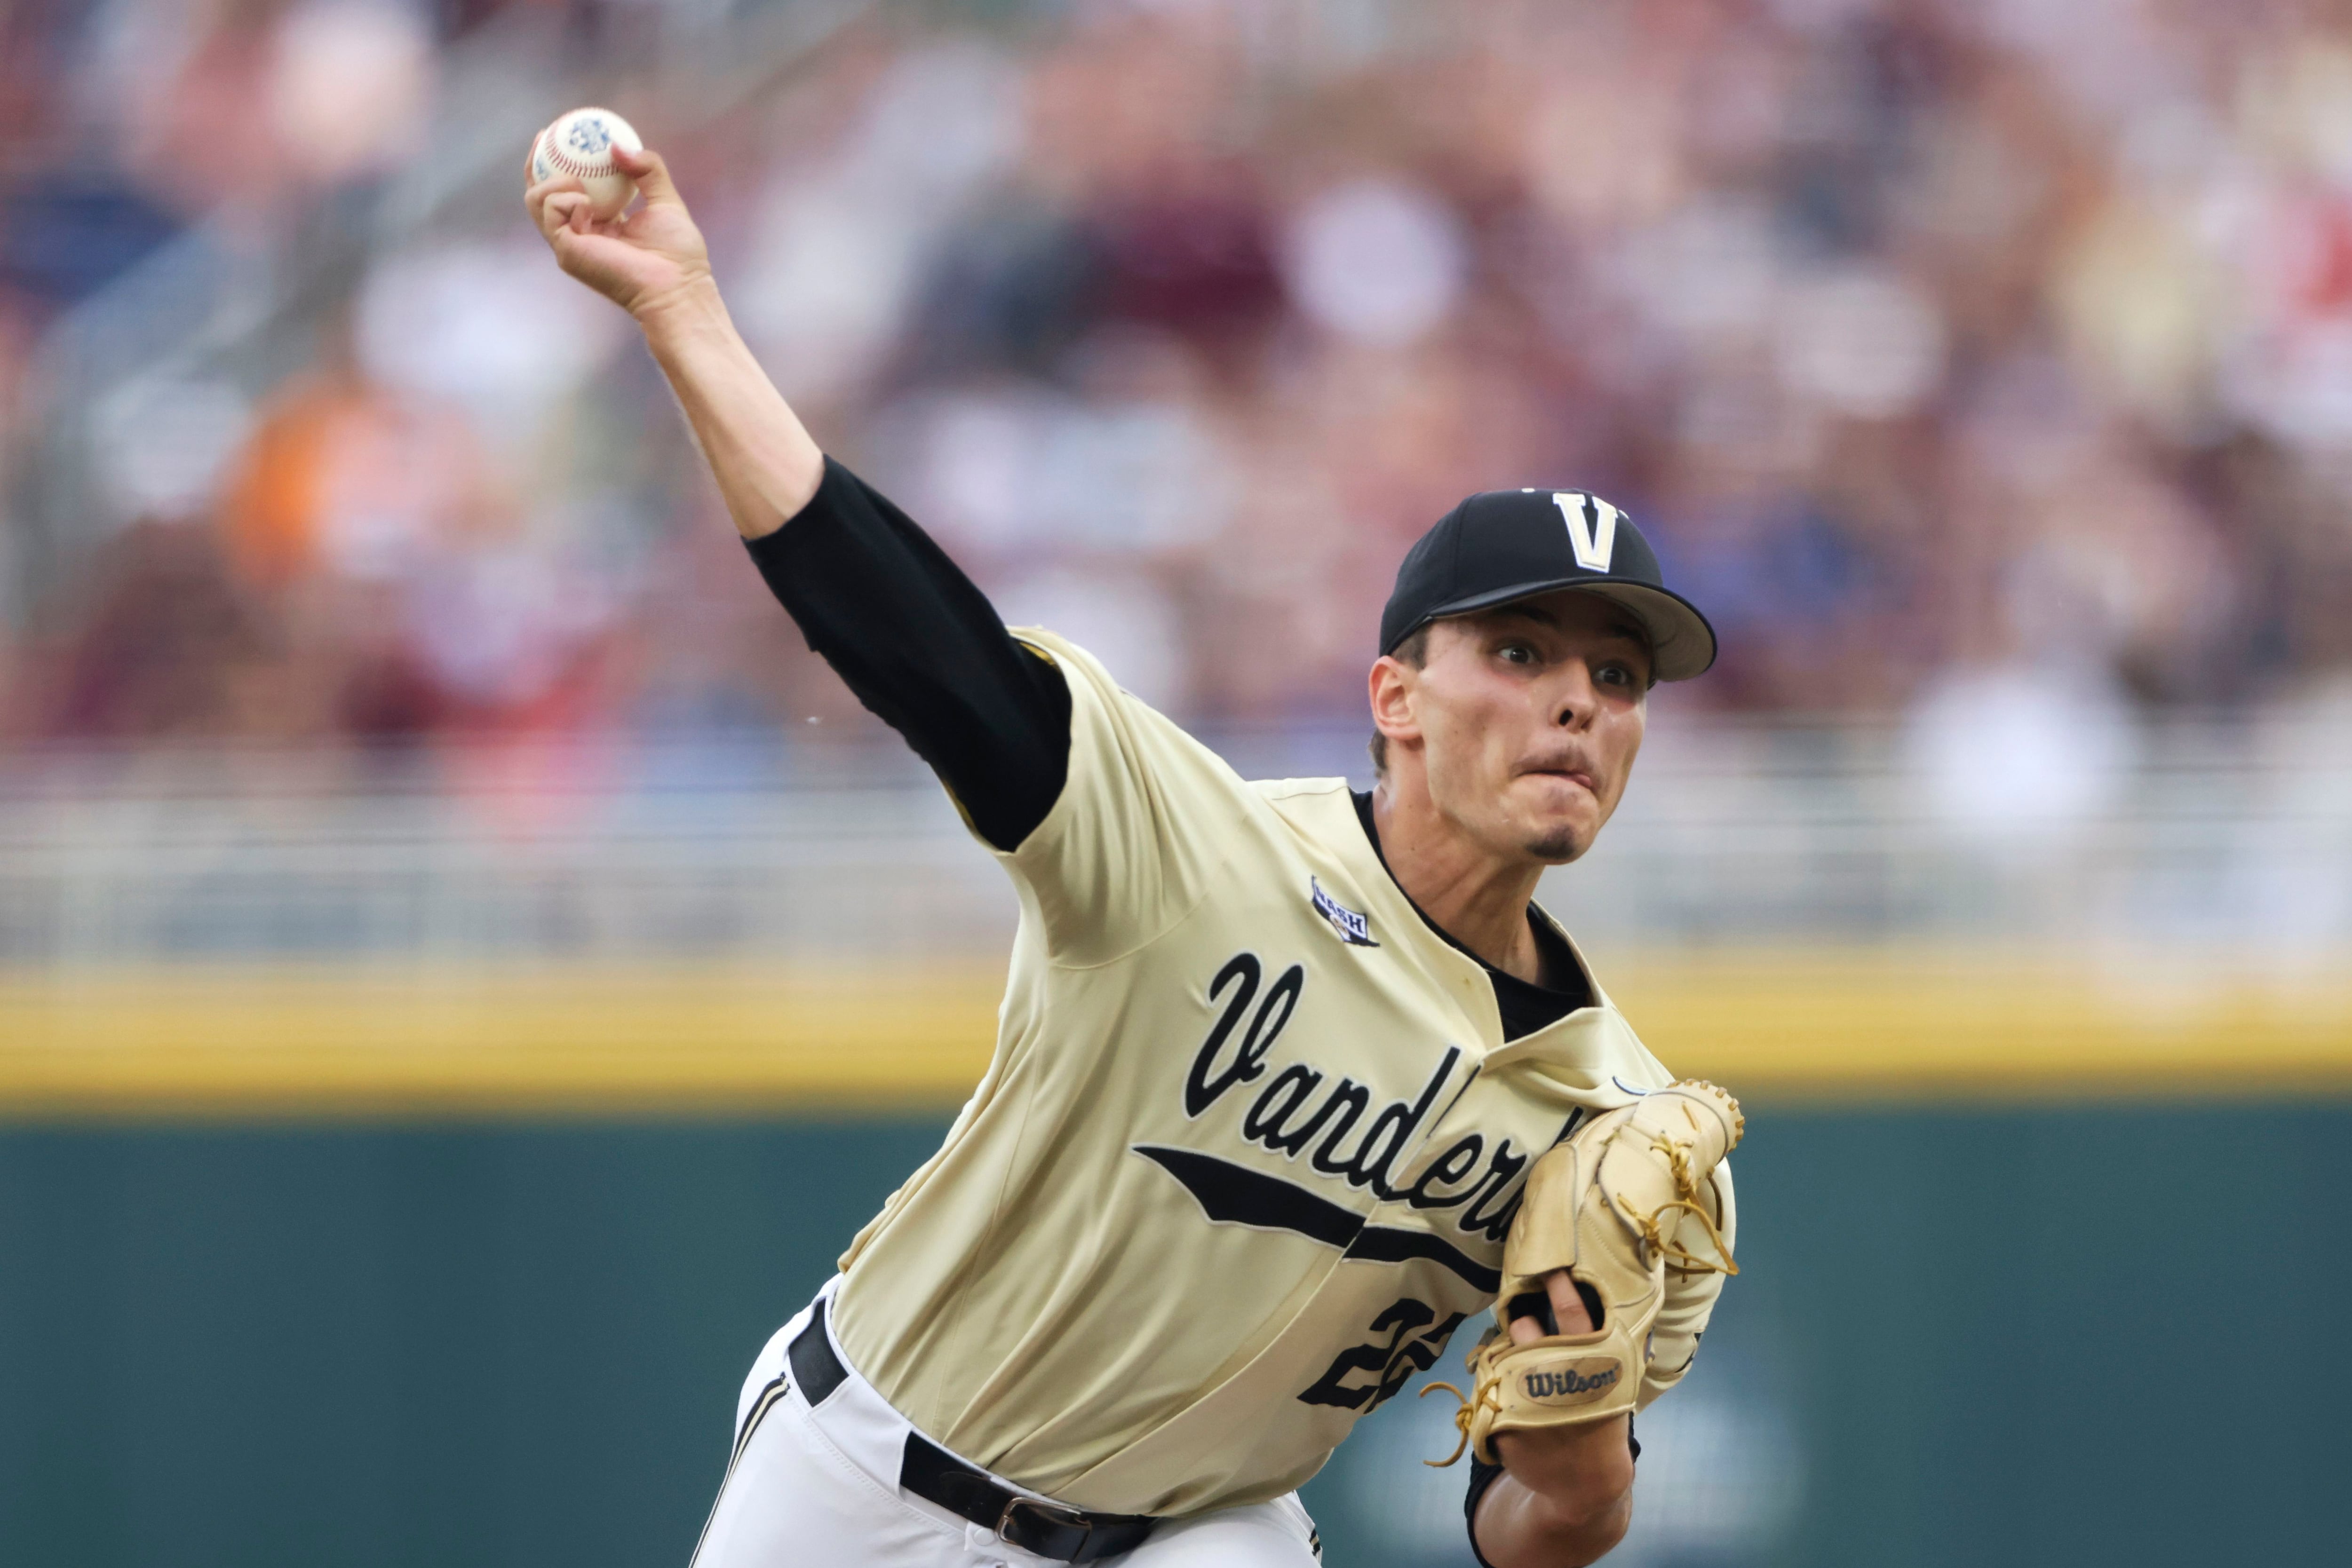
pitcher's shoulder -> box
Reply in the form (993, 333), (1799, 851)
(1249, 776), (1354, 804)
(1593, 1005), (1683, 1097)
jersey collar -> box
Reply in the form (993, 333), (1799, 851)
(1327, 788), (1609, 1052)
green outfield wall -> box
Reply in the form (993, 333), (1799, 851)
(3, 1106), (2344, 1568)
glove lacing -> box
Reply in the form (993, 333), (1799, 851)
(1617, 1130), (1739, 1277)
(1418, 1377), (1498, 1468)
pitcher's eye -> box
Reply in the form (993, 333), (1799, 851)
(1498, 641), (1537, 665)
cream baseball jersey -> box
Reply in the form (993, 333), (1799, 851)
(828, 630), (1734, 1519)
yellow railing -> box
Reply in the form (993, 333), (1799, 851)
(4, 951), (2347, 1117)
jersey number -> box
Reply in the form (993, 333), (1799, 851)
(1297, 1297), (1467, 1412)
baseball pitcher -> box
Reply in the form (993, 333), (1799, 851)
(529, 139), (1740, 1568)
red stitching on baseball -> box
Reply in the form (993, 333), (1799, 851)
(539, 152), (612, 181)
(536, 121), (633, 182)
(539, 145), (617, 178)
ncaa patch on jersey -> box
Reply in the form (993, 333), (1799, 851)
(1310, 878), (1378, 947)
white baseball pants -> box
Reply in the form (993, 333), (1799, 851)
(689, 1282), (1323, 1568)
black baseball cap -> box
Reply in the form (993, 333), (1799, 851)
(1378, 489), (1716, 681)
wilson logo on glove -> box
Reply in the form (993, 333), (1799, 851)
(1519, 1362), (1620, 1403)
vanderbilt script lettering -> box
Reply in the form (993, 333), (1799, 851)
(1184, 950), (1529, 1243)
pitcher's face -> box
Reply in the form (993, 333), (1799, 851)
(1378, 591), (1652, 864)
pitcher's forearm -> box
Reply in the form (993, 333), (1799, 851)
(1475, 1467), (1632, 1568)
(1474, 1415), (1635, 1568)
(636, 280), (825, 539)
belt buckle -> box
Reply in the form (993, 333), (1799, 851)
(997, 1494), (1093, 1552)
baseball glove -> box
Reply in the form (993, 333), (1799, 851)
(1425, 1080), (1742, 1466)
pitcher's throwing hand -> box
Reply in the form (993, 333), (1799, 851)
(526, 123), (713, 325)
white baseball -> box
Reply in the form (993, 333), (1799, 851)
(531, 107), (643, 221)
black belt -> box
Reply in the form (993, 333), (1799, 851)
(788, 1300), (1158, 1564)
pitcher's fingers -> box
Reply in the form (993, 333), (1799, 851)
(536, 187), (591, 242)
(526, 175), (583, 233)
(523, 125), (546, 186)
(612, 144), (683, 210)
(532, 184), (582, 238)
(1545, 1270), (1596, 1335)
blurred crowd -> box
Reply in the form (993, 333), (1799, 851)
(6, 0), (2352, 758)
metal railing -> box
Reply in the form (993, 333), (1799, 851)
(5, 713), (2346, 970)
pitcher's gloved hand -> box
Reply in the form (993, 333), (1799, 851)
(1425, 1080), (1743, 1466)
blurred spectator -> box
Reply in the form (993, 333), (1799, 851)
(6, 0), (2352, 759)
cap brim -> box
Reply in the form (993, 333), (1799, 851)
(1408, 578), (1717, 682)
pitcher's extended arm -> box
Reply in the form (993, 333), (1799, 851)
(526, 143), (820, 538)
(526, 142), (1067, 848)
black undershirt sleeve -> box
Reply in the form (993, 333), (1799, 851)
(743, 458), (1071, 852)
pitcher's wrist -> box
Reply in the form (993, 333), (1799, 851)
(632, 270), (728, 343)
